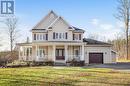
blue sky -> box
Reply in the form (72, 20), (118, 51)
(0, 0), (124, 51)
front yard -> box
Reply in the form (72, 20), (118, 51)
(0, 67), (130, 86)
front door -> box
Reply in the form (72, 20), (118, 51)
(56, 49), (65, 60)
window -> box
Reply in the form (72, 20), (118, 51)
(39, 49), (45, 58)
(65, 32), (67, 39)
(74, 34), (79, 40)
(73, 34), (82, 40)
(79, 34), (81, 40)
(56, 33), (58, 39)
(46, 34), (48, 40)
(75, 50), (79, 57)
(34, 34), (48, 41)
(56, 49), (64, 56)
(53, 32), (68, 40)
(59, 33), (62, 39)
(73, 34), (75, 40)
(30, 48), (32, 55)
(34, 34), (36, 40)
(37, 34), (39, 40)
(42, 34), (45, 40)
(40, 34), (42, 40)
(53, 32), (55, 39)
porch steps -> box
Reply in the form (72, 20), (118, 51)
(54, 62), (66, 66)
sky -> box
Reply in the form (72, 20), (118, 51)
(0, 0), (125, 51)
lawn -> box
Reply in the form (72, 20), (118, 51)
(0, 67), (130, 86)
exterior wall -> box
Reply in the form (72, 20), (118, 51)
(48, 18), (73, 41)
(84, 46), (113, 64)
(111, 52), (116, 63)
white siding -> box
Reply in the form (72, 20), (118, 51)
(48, 18), (73, 41)
(84, 46), (113, 64)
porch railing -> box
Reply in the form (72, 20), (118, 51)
(19, 55), (82, 62)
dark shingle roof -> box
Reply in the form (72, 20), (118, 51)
(83, 38), (111, 45)
(73, 26), (84, 30)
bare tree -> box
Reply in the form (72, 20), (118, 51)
(3, 17), (18, 59)
(115, 0), (130, 60)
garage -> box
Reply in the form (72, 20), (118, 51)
(89, 53), (103, 64)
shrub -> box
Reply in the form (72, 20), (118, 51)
(66, 58), (85, 66)
(7, 60), (28, 68)
(44, 61), (54, 66)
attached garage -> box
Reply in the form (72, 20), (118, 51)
(89, 53), (103, 64)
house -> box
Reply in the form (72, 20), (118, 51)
(17, 11), (116, 64)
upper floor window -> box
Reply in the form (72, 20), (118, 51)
(53, 32), (67, 40)
(34, 34), (36, 40)
(73, 34), (82, 40)
(34, 33), (48, 41)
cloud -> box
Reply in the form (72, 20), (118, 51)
(100, 24), (114, 30)
(90, 19), (99, 26)
(89, 18), (123, 41)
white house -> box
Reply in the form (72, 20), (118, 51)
(17, 11), (116, 64)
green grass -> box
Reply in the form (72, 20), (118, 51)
(0, 67), (130, 86)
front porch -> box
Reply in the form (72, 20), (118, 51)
(18, 42), (85, 63)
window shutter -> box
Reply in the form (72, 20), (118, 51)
(73, 34), (75, 40)
(53, 32), (55, 39)
(65, 32), (67, 39)
(46, 34), (48, 40)
(34, 34), (36, 40)
(79, 34), (81, 40)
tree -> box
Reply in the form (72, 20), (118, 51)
(115, 0), (130, 60)
(3, 17), (18, 59)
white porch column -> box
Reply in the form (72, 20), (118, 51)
(18, 46), (21, 60)
(65, 45), (68, 62)
(53, 45), (56, 62)
(25, 47), (27, 60)
(36, 45), (39, 61)
(81, 44), (84, 61)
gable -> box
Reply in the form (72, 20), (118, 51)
(33, 11), (58, 29)
(49, 17), (71, 32)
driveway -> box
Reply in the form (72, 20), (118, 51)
(85, 62), (130, 72)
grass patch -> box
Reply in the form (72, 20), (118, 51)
(117, 59), (130, 62)
(0, 67), (130, 86)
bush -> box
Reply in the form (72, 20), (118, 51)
(44, 61), (54, 66)
(66, 58), (85, 66)
(7, 60), (28, 68)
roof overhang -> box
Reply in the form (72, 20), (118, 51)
(85, 44), (112, 47)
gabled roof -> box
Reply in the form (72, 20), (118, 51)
(47, 16), (75, 30)
(83, 38), (111, 45)
(31, 10), (85, 32)
(32, 10), (58, 30)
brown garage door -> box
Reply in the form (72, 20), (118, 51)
(89, 53), (103, 64)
